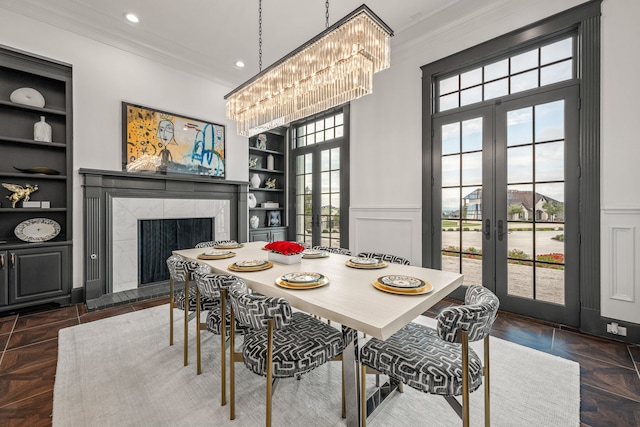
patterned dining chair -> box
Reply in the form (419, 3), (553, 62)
(359, 285), (499, 427)
(227, 281), (346, 426)
(165, 254), (218, 367)
(312, 245), (352, 255)
(356, 251), (410, 265)
(193, 266), (247, 405)
(195, 239), (238, 248)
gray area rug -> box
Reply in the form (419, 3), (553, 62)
(53, 305), (580, 426)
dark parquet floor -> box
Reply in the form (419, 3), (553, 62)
(0, 297), (638, 426)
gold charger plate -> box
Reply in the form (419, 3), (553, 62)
(228, 259), (273, 272)
(216, 243), (244, 249)
(197, 250), (236, 260)
(345, 259), (388, 269)
(275, 275), (330, 290)
(372, 277), (433, 295)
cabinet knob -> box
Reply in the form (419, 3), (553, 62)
(90, 253), (98, 260)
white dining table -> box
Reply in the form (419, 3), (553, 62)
(174, 241), (463, 426)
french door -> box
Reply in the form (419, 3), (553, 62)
(433, 85), (579, 325)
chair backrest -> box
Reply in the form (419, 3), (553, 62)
(193, 268), (245, 299)
(313, 246), (352, 255)
(195, 240), (237, 248)
(356, 252), (410, 265)
(436, 285), (499, 343)
(166, 254), (199, 281)
(228, 282), (292, 330)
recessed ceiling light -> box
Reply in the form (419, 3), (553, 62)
(235, 61), (246, 68)
(124, 13), (139, 23)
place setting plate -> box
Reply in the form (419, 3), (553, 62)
(197, 249), (236, 260)
(215, 241), (244, 249)
(228, 258), (273, 272)
(275, 271), (329, 289)
(302, 249), (330, 259)
(345, 257), (388, 269)
(372, 275), (433, 295)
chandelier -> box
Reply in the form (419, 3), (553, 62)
(224, 3), (393, 136)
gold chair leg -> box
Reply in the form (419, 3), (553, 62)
(462, 330), (470, 427)
(196, 286), (201, 375)
(229, 307), (236, 420)
(484, 335), (490, 427)
(341, 358), (346, 418)
(169, 278), (174, 346)
(184, 277), (189, 366)
(221, 291), (227, 406)
(266, 319), (274, 427)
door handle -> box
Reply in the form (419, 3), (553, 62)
(483, 219), (491, 239)
(497, 220), (505, 241)
(0, 253), (4, 269)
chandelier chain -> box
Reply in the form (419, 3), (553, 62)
(325, 0), (329, 28)
(259, 0), (263, 72)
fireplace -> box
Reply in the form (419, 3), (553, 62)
(81, 168), (248, 301)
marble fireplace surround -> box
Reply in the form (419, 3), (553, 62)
(81, 169), (248, 301)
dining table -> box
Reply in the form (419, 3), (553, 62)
(174, 241), (463, 427)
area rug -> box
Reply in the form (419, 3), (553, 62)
(53, 305), (580, 426)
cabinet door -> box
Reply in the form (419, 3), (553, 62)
(269, 229), (287, 242)
(249, 229), (271, 242)
(0, 252), (7, 306)
(8, 246), (70, 304)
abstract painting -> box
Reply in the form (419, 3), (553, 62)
(122, 102), (225, 178)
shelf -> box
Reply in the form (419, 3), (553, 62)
(0, 136), (66, 148)
(249, 188), (284, 193)
(0, 172), (67, 180)
(249, 167), (285, 174)
(249, 147), (284, 156)
(0, 99), (66, 116)
(0, 208), (66, 213)
(249, 207), (284, 211)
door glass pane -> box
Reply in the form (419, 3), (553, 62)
(541, 60), (572, 85)
(461, 87), (482, 106)
(439, 75), (459, 94)
(461, 68), (482, 89)
(462, 118), (483, 152)
(535, 141), (564, 182)
(511, 49), (538, 73)
(442, 187), (461, 218)
(440, 93), (459, 111)
(507, 146), (533, 183)
(507, 107), (532, 146)
(461, 220), (482, 286)
(484, 78), (508, 100)
(535, 101), (564, 142)
(461, 152), (482, 186)
(442, 123), (460, 155)
(541, 38), (572, 65)
(442, 155), (460, 187)
(484, 59), (508, 81)
(511, 70), (538, 93)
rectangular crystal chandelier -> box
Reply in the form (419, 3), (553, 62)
(225, 4), (393, 136)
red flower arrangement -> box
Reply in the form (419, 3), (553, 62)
(264, 241), (305, 256)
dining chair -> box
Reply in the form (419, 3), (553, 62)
(227, 281), (346, 426)
(356, 251), (410, 265)
(165, 254), (218, 367)
(193, 266), (247, 405)
(359, 285), (499, 427)
(312, 245), (352, 255)
(195, 239), (238, 248)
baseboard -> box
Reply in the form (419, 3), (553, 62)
(581, 307), (640, 344)
(71, 287), (85, 304)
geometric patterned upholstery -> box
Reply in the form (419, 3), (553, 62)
(195, 240), (238, 248)
(360, 286), (499, 396)
(174, 286), (218, 311)
(166, 254), (199, 283)
(312, 245), (352, 255)
(194, 270), (248, 335)
(228, 282), (344, 378)
(356, 252), (410, 265)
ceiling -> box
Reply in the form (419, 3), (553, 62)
(0, 0), (493, 88)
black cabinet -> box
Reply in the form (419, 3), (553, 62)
(248, 129), (289, 241)
(0, 47), (73, 312)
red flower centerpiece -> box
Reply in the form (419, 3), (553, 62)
(264, 241), (305, 264)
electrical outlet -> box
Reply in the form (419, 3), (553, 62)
(606, 322), (627, 336)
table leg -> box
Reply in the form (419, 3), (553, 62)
(342, 326), (362, 427)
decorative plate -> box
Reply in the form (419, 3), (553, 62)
(13, 166), (61, 175)
(349, 257), (380, 265)
(302, 249), (330, 259)
(372, 277), (433, 295)
(228, 260), (273, 272)
(280, 272), (323, 284)
(10, 87), (45, 108)
(215, 242), (244, 249)
(345, 258), (388, 269)
(197, 250), (235, 260)
(378, 275), (425, 289)
(235, 259), (268, 267)
(14, 218), (60, 242)
(276, 275), (330, 290)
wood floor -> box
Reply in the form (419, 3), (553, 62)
(0, 297), (638, 427)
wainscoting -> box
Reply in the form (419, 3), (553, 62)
(349, 205), (422, 265)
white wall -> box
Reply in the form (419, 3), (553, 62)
(0, 9), (246, 291)
(600, 0), (640, 323)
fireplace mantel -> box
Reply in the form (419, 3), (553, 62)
(80, 168), (248, 300)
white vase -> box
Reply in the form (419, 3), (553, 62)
(34, 116), (52, 142)
(250, 173), (261, 188)
(248, 193), (257, 208)
(266, 154), (274, 170)
(250, 215), (260, 229)
(268, 252), (302, 264)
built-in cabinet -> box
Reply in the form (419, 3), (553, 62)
(0, 47), (73, 312)
(248, 129), (288, 242)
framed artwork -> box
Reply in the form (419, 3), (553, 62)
(122, 102), (225, 178)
